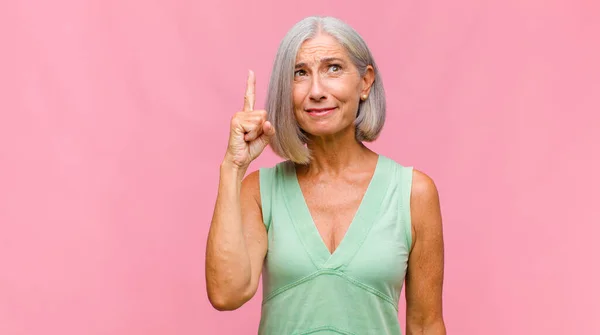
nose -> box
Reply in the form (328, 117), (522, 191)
(308, 74), (326, 101)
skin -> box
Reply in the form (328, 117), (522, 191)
(205, 33), (446, 334)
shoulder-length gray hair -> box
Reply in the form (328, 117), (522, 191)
(266, 16), (386, 164)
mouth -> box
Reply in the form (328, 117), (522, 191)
(305, 107), (337, 117)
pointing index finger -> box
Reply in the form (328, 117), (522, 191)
(244, 70), (255, 111)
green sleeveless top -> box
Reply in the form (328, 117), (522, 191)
(258, 155), (413, 335)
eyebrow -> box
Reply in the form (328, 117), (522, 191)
(295, 57), (346, 69)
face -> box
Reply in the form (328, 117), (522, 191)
(292, 33), (374, 139)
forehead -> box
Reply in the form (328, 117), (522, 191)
(295, 34), (349, 63)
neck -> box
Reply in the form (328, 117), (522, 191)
(301, 127), (374, 176)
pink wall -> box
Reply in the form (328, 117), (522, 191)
(1, 0), (599, 334)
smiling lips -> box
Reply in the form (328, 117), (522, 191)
(305, 107), (337, 116)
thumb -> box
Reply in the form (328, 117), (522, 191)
(263, 121), (275, 137)
(257, 121), (275, 146)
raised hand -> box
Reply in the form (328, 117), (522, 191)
(224, 70), (275, 170)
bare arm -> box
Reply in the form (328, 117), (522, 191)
(205, 70), (273, 311)
(405, 169), (446, 334)
(205, 167), (267, 311)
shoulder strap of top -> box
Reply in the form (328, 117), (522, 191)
(397, 163), (414, 249)
(259, 165), (277, 232)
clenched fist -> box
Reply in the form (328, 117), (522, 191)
(224, 70), (275, 169)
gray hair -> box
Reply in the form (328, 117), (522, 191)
(266, 16), (386, 164)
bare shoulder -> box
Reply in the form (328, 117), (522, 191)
(241, 170), (261, 207)
(410, 169), (440, 205)
(410, 169), (443, 235)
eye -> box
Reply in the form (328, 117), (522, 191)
(294, 69), (307, 77)
(328, 64), (342, 72)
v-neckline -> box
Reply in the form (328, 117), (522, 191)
(282, 155), (391, 269)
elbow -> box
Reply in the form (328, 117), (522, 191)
(208, 295), (244, 311)
(206, 284), (254, 312)
(205, 267), (256, 311)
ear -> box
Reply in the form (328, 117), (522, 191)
(360, 65), (375, 96)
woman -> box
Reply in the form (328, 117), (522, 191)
(206, 16), (446, 335)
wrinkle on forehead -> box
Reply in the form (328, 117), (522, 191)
(296, 34), (348, 65)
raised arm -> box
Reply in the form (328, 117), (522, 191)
(205, 70), (275, 311)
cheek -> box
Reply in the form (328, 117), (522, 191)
(324, 77), (358, 101)
(291, 87), (305, 122)
(292, 84), (307, 108)
(330, 86), (357, 107)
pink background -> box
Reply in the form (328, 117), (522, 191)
(1, 0), (599, 334)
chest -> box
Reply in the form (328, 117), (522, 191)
(298, 176), (371, 253)
(263, 161), (411, 295)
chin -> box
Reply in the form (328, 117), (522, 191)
(302, 124), (352, 139)
(298, 115), (355, 139)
